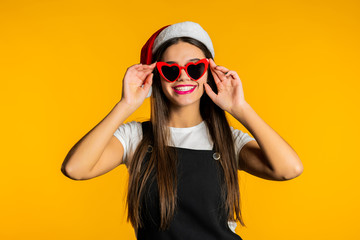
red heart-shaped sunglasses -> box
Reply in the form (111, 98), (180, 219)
(156, 58), (209, 83)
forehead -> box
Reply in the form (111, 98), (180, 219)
(161, 41), (205, 62)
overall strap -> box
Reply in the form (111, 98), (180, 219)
(141, 121), (152, 139)
(141, 121), (154, 152)
(212, 143), (216, 151)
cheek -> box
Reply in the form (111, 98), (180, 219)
(160, 80), (172, 96)
(198, 73), (208, 87)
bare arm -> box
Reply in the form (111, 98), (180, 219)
(205, 58), (303, 180)
(61, 101), (135, 180)
(61, 62), (156, 180)
(235, 102), (303, 180)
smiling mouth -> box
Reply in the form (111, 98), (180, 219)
(172, 85), (197, 94)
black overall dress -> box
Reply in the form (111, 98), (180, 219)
(137, 121), (243, 240)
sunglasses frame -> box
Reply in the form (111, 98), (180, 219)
(156, 58), (209, 83)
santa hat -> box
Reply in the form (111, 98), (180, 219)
(140, 21), (215, 64)
(140, 21), (215, 97)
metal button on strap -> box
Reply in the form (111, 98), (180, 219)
(213, 152), (221, 160)
(147, 145), (153, 153)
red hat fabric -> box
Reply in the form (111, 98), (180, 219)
(140, 21), (215, 65)
(140, 25), (170, 64)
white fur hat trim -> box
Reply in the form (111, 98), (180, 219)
(152, 21), (215, 58)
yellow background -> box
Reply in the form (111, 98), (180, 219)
(1, 0), (359, 239)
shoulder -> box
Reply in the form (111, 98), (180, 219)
(113, 121), (143, 143)
(113, 121), (145, 167)
(230, 125), (246, 137)
(117, 120), (142, 132)
(230, 125), (252, 137)
(229, 125), (256, 152)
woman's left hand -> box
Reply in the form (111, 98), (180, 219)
(204, 58), (247, 114)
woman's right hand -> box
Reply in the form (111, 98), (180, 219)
(120, 62), (156, 110)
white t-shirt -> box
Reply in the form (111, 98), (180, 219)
(113, 120), (256, 233)
(114, 120), (255, 168)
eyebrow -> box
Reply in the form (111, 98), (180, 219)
(165, 58), (201, 64)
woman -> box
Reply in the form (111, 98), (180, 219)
(61, 21), (303, 240)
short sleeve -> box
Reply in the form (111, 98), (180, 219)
(230, 126), (256, 159)
(113, 121), (142, 167)
(227, 220), (237, 233)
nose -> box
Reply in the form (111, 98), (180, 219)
(178, 68), (190, 81)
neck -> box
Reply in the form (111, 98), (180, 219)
(167, 104), (203, 128)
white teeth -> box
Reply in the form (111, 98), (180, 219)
(174, 86), (196, 91)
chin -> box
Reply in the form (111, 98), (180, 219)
(164, 85), (205, 108)
(171, 98), (201, 108)
(168, 96), (200, 107)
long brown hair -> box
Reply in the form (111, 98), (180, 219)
(126, 37), (245, 231)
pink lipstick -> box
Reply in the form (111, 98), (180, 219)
(172, 85), (197, 95)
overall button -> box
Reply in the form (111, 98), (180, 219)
(147, 145), (153, 153)
(213, 152), (221, 160)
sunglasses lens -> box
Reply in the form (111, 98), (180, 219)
(187, 63), (205, 80)
(161, 65), (179, 82)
